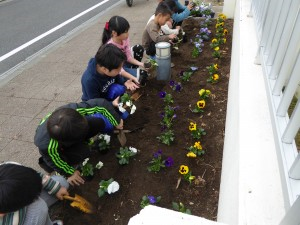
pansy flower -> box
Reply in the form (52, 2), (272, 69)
(189, 122), (197, 131)
(147, 196), (157, 204)
(212, 38), (217, 43)
(224, 29), (228, 35)
(213, 74), (219, 81)
(187, 152), (197, 158)
(164, 157), (174, 167)
(158, 91), (166, 98)
(214, 64), (218, 70)
(179, 165), (189, 174)
(194, 141), (202, 150)
(214, 46), (220, 51)
(197, 100), (206, 109)
(153, 150), (162, 158)
(169, 80), (175, 87)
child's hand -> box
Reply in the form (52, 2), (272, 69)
(115, 119), (124, 130)
(67, 170), (85, 186)
(187, 2), (194, 10)
(56, 186), (69, 200)
(125, 79), (139, 91)
(168, 34), (177, 40)
(112, 96), (120, 107)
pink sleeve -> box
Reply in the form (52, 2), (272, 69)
(124, 38), (133, 61)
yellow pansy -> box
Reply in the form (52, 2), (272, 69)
(179, 165), (189, 174)
(213, 64), (218, 70)
(212, 38), (217, 43)
(187, 152), (197, 158)
(199, 89), (205, 96)
(189, 122), (197, 131)
(214, 46), (220, 51)
(206, 90), (211, 95)
(223, 38), (227, 43)
(197, 100), (206, 109)
(213, 74), (219, 80)
(224, 29), (228, 35)
(218, 13), (226, 18)
(194, 141), (202, 150)
(215, 23), (220, 28)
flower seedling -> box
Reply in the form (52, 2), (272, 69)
(207, 73), (220, 83)
(158, 91), (174, 105)
(199, 89), (211, 100)
(212, 46), (221, 59)
(207, 63), (218, 75)
(118, 93), (137, 115)
(169, 80), (182, 92)
(160, 105), (178, 129)
(179, 165), (195, 184)
(98, 134), (111, 152)
(191, 37), (204, 58)
(187, 141), (205, 157)
(116, 146), (137, 165)
(189, 122), (206, 139)
(172, 202), (192, 214)
(147, 150), (174, 173)
(157, 129), (175, 146)
(98, 178), (120, 198)
(80, 158), (94, 177)
(140, 195), (161, 208)
(192, 100), (206, 113)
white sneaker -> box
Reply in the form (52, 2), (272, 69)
(53, 220), (63, 225)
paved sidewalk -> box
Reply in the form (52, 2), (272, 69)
(0, 0), (158, 170)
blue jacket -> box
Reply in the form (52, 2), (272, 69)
(172, 0), (191, 23)
(81, 58), (123, 101)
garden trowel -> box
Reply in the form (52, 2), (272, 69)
(63, 194), (94, 214)
(117, 129), (127, 146)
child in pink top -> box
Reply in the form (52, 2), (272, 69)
(102, 16), (148, 86)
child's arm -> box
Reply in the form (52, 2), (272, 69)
(40, 173), (69, 198)
(147, 23), (174, 43)
(120, 69), (140, 90)
(127, 57), (144, 68)
(161, 24), (180, 35)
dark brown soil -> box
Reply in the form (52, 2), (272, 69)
(50, 17), (233, 225)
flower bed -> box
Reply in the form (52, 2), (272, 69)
(50, 16), (233, 225)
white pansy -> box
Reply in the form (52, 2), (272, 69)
(129, 147), (137, 154)
(82, 158), (89, 166)
(103, 134), (111, 144)
(118, 103), (126, 113)
(107, 181), (120, 194)
(125, 101), (132, 107)
(130, 104), (137, 114)
(95, 161), (104, 169)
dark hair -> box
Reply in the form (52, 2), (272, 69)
(95, 44), (127, 71)
(155, 1), (173, 16)
(0, 164), (42, 213)
(47, 108), (89, 142)
(163, 0), (178, 13)
(102, 16), (130, 45)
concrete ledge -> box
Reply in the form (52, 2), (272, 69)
(128, 205), (228, 225)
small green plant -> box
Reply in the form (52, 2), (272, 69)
(188, 122), (206, 139)
(212, 46), (221, 59)
(147, 150), (174, 173)
(116, 146), (137, 165)
(80, 158), (94, 177)
(207, 73), (220, 84)
(187, 141), (205, 157)
(140, 195), (161, 208)
(179, 165), (195, 184)
(158, 91), (174, 105)
(119, 93), (137, 115)
(207, 63), (218, 75)
(157, 129), (175, 146)
(160, 105), (178, 129)
(192, 100), (206, 113)
(172, 202), (192, 214)
(98, 134), (111, 152)
(198, 89), (211, 100)
(98, 178), (120, 198)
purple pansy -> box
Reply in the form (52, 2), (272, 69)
(175, 83), (182, 91)
(164, 157), (174, 167)
(169, 80), (175, 87)
(147, 196), (156, 204)
(158, 91), (166, 98)
(153, 150), (162, 158)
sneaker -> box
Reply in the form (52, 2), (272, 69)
(53, 220), (63, 225)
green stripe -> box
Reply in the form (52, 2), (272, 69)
(76, 107), (118, 126)
(48, 139), (75, 175)
(39, 112), (52, 125)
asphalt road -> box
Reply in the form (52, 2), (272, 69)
(0, 0), (120, 79)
